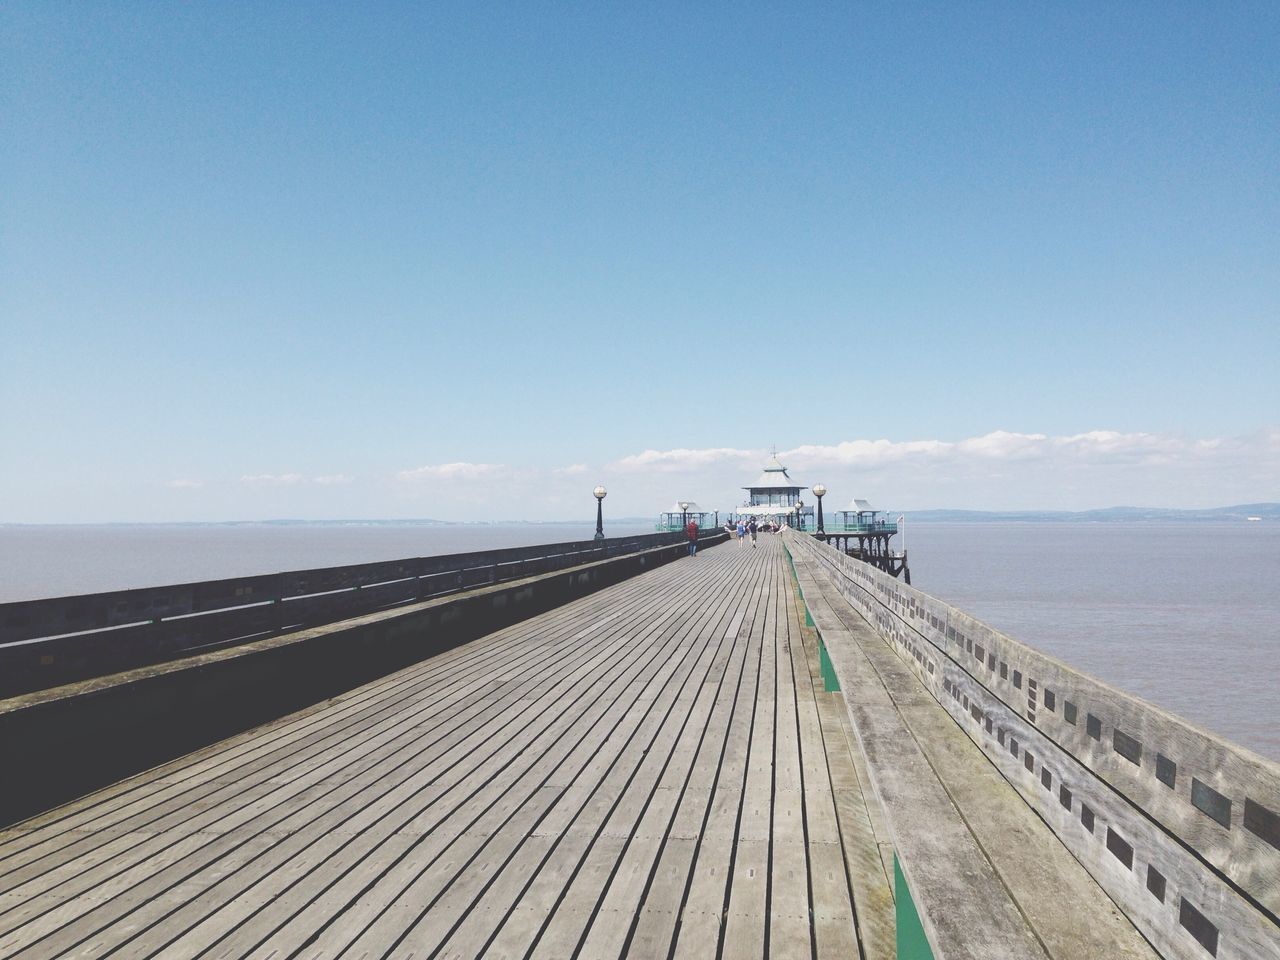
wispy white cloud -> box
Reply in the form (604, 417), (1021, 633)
(396, 462), (507, 482)
(955, 431), (1048, 459)
(164, 478), (204, 489)
(190, 429), (1275, 520)
(781, 439), (949, 465)
(598, 429), (1279, 513)
(780, 430), (1242, 468)
(611, 447), (757, 473)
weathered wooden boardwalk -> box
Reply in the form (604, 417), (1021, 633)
(0, 537), (896, 960)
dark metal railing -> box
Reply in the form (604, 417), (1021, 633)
(824, 519), (899, 534)
(0, 530), (708, 697)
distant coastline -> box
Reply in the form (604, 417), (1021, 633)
(899, 503), (1279, 523)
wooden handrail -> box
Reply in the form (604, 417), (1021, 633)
(0, 530), (720, 697)
(785, 528), (1280, 960)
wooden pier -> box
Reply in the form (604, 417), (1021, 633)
(1, 535), (1277, 959)
(0, 538), (882, 958)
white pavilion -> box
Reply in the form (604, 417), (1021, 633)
(734, 453), (813, 528)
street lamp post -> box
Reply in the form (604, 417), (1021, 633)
(813, 483), (827, 535)
(679, 500), (690, 531)
(796, 500), (805, 532)
(593, 485), (607, 541)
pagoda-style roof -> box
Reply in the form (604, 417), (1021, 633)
(744, 453), (806, 491)
(845, 498), (877, 513)
(666, 501), (703, 513)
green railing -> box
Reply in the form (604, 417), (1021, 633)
(823, 520), (898, 535)
(654, 515), (716, 532)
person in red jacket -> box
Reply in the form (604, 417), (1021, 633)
(686, 519), (699, 557)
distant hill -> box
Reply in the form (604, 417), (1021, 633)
(903, 504), (1280, 523)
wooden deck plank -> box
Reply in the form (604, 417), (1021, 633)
(792, 547), (1052, 960)
(597, 566), (763, 960)
(787, 552), (896, 960)
(4, 561), (672, 818)
(241, 547), (742, 960)
(485, 549), (763, 960)
(720, 554), (778, 960)
(151, 555), (731, 960)
(564, 580), (751, 959)
(333, 575), (738, 960)
(0, 573), (688, 958)
(670, 553), (769, 960)
(822, 594), (1160, 960)
(0, 574), (660, 886)
(5, 560), (721, 957)
(834, 703), (897, 895)
(783, 568), (862, 960)
(493, 550), (770, 960)
(1, 534), (1149, 960)
(511, 553), (763, 960)
(769, 563), (813, 960)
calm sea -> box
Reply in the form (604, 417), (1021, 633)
(904, 521), (1279, 761)
(0, 522), (659, 603)
(1, 520), (1275, 760)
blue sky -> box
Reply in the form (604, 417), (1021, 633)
(2, 3), (1277, 521)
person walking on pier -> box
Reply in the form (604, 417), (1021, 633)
(686, 518), (699, 557)
(735, 518), (747, 546)
(748, 518), (758, 547)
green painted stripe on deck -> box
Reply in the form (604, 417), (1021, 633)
(818, 639), (840, 692)
(784, 545), (816, 628)
(895, 852), (936, 960)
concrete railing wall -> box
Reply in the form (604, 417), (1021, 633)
(787, 530), (1280, 960)
(0, 530), (697, 697)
